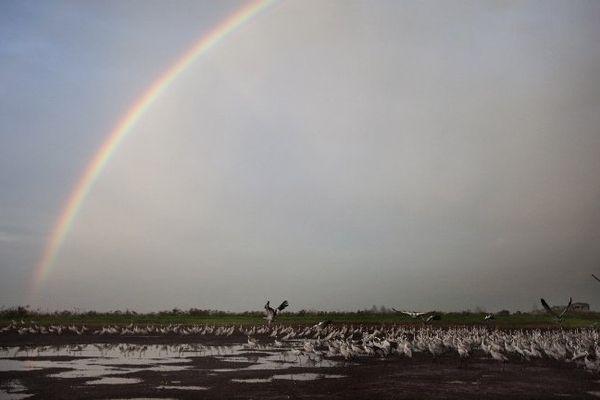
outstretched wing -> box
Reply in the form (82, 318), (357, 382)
(400, 310), (416, 317)
(393, 308), (425, 318)
(277, 300), (289, 312)
(540, 298), (558, 318)
(593, 274), (600, 283)
(559, 297), (573, 318)
(423, 314), (440, 323)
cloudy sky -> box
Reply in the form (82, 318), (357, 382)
(1, 0), (600, 312)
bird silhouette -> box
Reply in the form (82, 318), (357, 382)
(540, 297), (572, 323)
(264, 300), (289, 324)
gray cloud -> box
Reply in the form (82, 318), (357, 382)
(3, 1), (600, 312)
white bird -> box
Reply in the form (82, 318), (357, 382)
(402, 342), (413, 358)
(289, 348), (302, 360)
(490, 349), (508, 362)
(264, 300), (289, 324)
(392, 308), (440, 323)
(457, 343), (470, 358)
(303, 341), (315, 353)
(484, 314), (495, 321)
(247, 336), (258, 348)
(392, 308), (429, 319)
(313, 320), (332, 330)
(422, 314), (440, 324)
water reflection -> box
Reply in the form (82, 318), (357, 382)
(86, 377), (142, 385)
(232, 378), (274, 383)
(272, 373), (347, 381)
(157, 385), (209, 390)
(0, 341), (345, 389)
(0, 379), (32, 400)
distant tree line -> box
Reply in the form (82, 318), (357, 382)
(0, 305), (590, 319)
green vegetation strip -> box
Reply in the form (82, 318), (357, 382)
(1, 307), (599, 328)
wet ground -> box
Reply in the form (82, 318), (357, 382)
(1, 333), (599, 399)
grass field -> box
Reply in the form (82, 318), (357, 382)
(1, 308), (599, 328)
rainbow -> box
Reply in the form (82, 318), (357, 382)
(30, 0), (276, 299)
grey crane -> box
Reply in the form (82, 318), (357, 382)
(264, 300), (289, 324)
(540, 297), (572, 323)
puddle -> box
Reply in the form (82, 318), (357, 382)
(0, 380), (32, 399)
(0, 391), (33, 400)
(157, 385), (209, 390)
(86, 377), (142, 385)
(231, 374), (346, 383)
(232, 378), (274, 383)
(50, 367), (137, 379)
(0, 359), (44, 372)
(0, 342), (342, 387)
(272, 373), (347, 381)
(217, 352), (341, 371)
(0, 379), (28, 392)
(1, 344), (213, 359)
(1, 344), (194, 380)
(146, 365), (190, 372)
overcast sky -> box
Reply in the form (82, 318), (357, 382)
(1, 0), (600, 312)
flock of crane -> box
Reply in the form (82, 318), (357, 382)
(0, 275), (598, 377)
(0, 289), (588, 338)
(2, 319), (600, 374)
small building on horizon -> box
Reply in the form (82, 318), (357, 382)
(571, 302), (590, 312)
(548, 301), (591, 313)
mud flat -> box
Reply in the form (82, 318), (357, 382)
(1, 333), (599, 399)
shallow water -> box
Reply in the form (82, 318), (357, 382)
(86, 377), (142, 385)
(156, 385), (209, 390)
(272, 373), (347, 381)
(0, 341), (344, 392)
(217, 352), (340, 371)
(0, 391), (33, 400)
(0, 379), (32, 399)
(231, 377), (274, 383)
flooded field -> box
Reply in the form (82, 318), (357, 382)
(2, 325), (600, 399)
(0, 340), (350, 399)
